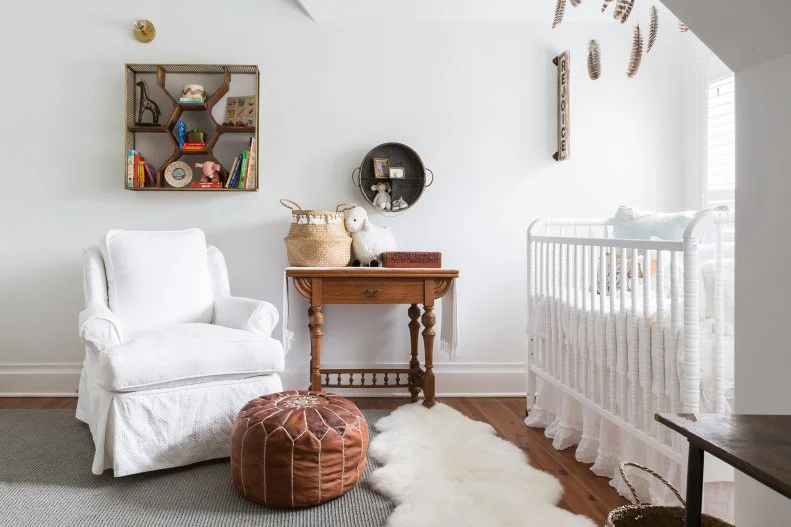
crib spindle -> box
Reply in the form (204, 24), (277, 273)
(628, 248), (639, 426)
(641, 249), (653, 434)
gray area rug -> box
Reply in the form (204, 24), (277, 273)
(0, 409), (393, 527)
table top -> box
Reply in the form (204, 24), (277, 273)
(285, 267), (459, 278)
(656, 413), (791, 499)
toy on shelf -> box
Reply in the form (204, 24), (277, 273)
(194, 161), (222, 183)
(176, 120), (186, 149)
(371, 182), (392, 211)
(187, 128), (206, 144)
(391, 197), (409, 211)
(135, 80), (161, 125)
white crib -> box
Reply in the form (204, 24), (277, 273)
(524, 209), (735, 503)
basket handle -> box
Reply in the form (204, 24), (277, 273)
(618, 462), (685, 508)
(280, 198), (302, 211)
(425, 168), (434, 187)
(336, 203), (356, 213)
(351, 167), (361, 187)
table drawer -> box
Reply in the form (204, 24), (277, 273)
(322, 279), (424, 304)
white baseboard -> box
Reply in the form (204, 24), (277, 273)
(0, 362), (525, 398)
(0, 363), (82, 397)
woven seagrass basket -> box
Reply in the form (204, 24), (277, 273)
(281, 199), (352, 267)
(606, 462), (733, 527)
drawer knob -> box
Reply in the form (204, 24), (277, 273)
(364, 288), (382, 297)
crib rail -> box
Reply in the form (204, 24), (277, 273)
(526, 209), (734, 451)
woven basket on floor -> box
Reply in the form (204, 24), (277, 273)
(281, 199), (352, 267)
(606, 462), (733, 527)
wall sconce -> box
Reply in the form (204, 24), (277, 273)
(133, 20), (156, 43)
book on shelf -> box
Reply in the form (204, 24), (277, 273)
(237, 149), (250, 189)
(191, 181), (222, 188)
(126, 150), (135, 188)
(182, 142), (205, 148)
(245, 137), (257, 189)
(226, 154), (242, 188)
(179, 97), (206, 104)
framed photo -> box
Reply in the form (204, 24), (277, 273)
(389, 167), (405, 179)
(373, 157), (390, 179)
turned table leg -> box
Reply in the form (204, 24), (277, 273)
(408, 304), (422, 402)
(421, 304), (436, 408)
(308, 305), (324, 392)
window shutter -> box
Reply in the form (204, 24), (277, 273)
(705, 75), (735, 209)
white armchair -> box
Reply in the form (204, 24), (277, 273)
(76, 229), (285, 477)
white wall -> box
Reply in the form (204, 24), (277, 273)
(734, 50), (791, 526)
(0, 0), (686, 395)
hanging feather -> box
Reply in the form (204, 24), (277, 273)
(627, 24), (644, 78)
(647, 5), (659, 53)
(553, 0), (567, 29)
(678, 21), (689, 32)
(570, 0), (582, 6)
(601, 0), (614, 12)
(587, 40), (602, 80)
(614, 0), (635, 23)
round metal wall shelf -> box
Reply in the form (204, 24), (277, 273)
(352, 142), (432, 214)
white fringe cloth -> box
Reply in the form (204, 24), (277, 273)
(282, 268), (458, 359)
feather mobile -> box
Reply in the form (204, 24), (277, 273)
(553, 0), (567, 29)
(678, 21), (689, 32)
(614, 0), (635, 23)
(588, 40), (602, 80)
(571, 0), (582, 6)
(602, 0), (614, 12)
(647, 5), (659, 53)
(627, 24), (644, 78)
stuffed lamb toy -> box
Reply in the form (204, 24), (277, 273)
(343, 205), (397, 266)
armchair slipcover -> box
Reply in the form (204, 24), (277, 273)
(76, 229), (285, 476)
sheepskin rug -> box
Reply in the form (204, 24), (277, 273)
(368, 402), (597, 527)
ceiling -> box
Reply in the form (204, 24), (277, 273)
(662, 0), (791, 71)
(293, 0), (632, 23)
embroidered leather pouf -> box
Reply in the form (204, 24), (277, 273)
(231, 390), (369, 508)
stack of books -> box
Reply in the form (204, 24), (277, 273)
(179, 95), (206, 105)
(181, 142), (206, 152)
(126, 150), (154, 188)
(225, 137), (257, 189)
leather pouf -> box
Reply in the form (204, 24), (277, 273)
(231, 390), (369, 508)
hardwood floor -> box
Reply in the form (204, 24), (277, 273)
(0, 396), (627, 523)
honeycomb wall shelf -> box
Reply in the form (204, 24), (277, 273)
(124, 64), (259, 191)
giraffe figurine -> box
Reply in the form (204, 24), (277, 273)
(135, 80), (161, 125)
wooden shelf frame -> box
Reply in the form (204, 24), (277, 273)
(124, 64), (259, 191)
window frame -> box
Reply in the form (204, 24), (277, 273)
(698, 59), (735, 209)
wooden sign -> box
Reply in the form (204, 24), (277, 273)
(553, 50), (570, 161)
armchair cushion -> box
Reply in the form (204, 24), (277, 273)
(101, 229), (214, 337)
(96, 323), (285, 392)
(213, 296), (279, 336)
(79, 302), (123, 352)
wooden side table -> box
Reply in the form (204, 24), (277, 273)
(286, 268), (459, 407)
(657, 413), (791, 527)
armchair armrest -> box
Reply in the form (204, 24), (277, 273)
(213, 296), (279, 336)
(79, 302), (123, 352)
